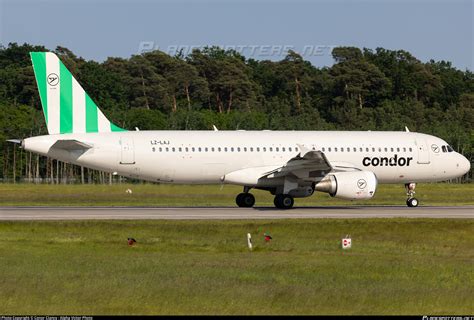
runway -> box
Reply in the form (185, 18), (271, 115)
(0, 206), (473, 220)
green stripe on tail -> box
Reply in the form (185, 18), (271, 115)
(59, 61), (73, 133)
(30, 52), (48, 124)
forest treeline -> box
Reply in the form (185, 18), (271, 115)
(0, 43), (472, 183)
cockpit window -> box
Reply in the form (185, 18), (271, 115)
(447, 145), (454, 152)
(442, 146), (447, 153)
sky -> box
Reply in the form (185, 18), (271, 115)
(0, 0), (472, 70)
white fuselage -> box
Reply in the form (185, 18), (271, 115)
(23, 130), (470, 186)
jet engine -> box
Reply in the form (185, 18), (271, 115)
(315, 171), (377, 200)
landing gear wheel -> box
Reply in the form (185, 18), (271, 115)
(406, 198), (419, 207)
(236, 193), (255, 208)
(274, 194), (294, 209)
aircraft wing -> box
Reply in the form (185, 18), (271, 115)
(262, 144), (359, 181)
(223, 144), (360, 185)
(50, 139), (92, 151)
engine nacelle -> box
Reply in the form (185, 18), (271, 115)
(288, 186), (314, 198)
(315, 171), (377, 200)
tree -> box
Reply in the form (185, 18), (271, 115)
(330, 48), (391, 109)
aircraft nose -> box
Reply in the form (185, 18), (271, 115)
(458, 154), (471, 175)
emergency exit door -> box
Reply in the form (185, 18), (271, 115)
(120, 137), (135, 164)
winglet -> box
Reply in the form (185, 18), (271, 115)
(212, 125), (218, 131)
(296, 144), (310, 156)
(405, 126), (410, 132)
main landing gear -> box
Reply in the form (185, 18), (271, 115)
(274, 194), (294, 209)
(405, 183), (419, 207)
(235, 192), (255, 207)
(236, 187), (256, 208)
(235, 187), (295, 209)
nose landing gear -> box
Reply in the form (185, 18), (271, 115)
(405, 183), (419, 207)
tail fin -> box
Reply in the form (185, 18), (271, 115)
(30, 52), (125, 134)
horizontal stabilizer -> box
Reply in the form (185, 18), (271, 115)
(50, 139), (92, 151)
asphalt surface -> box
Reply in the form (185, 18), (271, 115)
(0, 206), (473, 220)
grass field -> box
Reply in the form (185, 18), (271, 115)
(0, 183), (473, 206)
(0, 219), (472, 315)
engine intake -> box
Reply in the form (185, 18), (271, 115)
(315, 171), (377, 200)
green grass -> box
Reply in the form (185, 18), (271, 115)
(0, 183), (473, 206)
(0, 219), (472, 314)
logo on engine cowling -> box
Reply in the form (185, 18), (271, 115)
(357, 179), (367, 189)
(362, 155), (413, 167)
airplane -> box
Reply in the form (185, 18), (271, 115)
(11, 52), (471, 209)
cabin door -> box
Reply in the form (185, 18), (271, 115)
(415, 137), (430, 164)
(120, 137), (135, 165)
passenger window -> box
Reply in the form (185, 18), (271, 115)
(256, 147), (260, 152)
(397, 148), (400, 152)
(366, 148), (369, 152)
(322, 147), (325, 152)
(263, 147), (266, 152)
(218, 147), (221, 152)
(335, 147), (338, 152)
(179, 147), (182, 152)
(390, 148), (394, 152)
(409, 148), (412, 152)
(159, 147), (163, 152)
(276, 147), (279, 152)
(384, 148), (387, 152)
(347, 147), (350, 152)
(372, 147), (375, 152)
(250, 147), (254, 152)
(269, 147), (273, 152)
(237, 147), (240, 152)
(282, 147), (286, 152)
(172, 147), (175, 152)
(378, 148), (381, 152)
(359, 147), (363, 152)
(328, 147), (332, 152)
(205, 147), (209, 152)
(353, 147), (356, 152)
(289, 147), (292, 152)
(295, 147), (299, 152)
(211, 147), (215, 152)
(198, 147), (201, 152)
(224, 147), (228, 152)
(403, 147), (406, 152)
